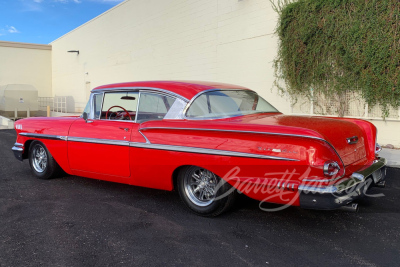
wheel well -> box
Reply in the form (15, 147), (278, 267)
(22, 140), (35, 159)
(172, 165), (191, 190)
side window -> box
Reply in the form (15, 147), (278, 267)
(93, 93), (103, 119)
(100, 92), (139, 121)
(136, 93), (177, 123)
(83, 98), (91, 116)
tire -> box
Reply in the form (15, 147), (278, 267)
(28, 141), (62, 179)
(177, 166), (237, 217)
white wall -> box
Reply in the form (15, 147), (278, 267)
(0, 41), (52, 97)
(51, 0), (288, 113)
(50, 0), (400, 147)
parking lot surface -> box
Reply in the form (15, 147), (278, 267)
(1, 129), (399, 266)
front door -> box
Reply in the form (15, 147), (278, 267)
(68, 91), (139, 178)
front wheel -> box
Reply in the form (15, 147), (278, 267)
(177, 166), (237, 217)
(28, 141), (62, 179)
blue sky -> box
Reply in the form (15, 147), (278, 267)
(0, 0), (124, 44)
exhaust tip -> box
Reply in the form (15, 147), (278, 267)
(339, 203), (359, 212)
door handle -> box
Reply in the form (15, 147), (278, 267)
(86, 120), (94, 124)
(119, 127), (130, 132)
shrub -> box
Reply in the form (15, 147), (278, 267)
(272, 0), (400, 117)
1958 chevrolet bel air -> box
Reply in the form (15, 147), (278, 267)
(12, 81), (387, 216)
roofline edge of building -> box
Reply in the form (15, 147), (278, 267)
(0, 40), (52, 50)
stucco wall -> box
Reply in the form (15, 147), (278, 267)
(51, 0), (288, 113)
(0, 41), (52, 97)
(50, 0), (400, 147)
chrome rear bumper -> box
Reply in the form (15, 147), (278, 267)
(299, 158), (387, 210)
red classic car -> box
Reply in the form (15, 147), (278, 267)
(12, 81), (386, 216)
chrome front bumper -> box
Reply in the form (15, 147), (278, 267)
(12, 143), (24, 161)
(299, 157), (387, 210)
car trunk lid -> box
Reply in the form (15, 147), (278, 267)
(229, 114), (367, 166)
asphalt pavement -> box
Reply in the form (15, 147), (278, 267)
(0, 129), (399, 267)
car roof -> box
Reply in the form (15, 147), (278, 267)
(92, 80), (251, 100)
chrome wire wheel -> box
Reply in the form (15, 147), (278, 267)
(184, 168), (220, 207)
(32, 145), (48, 173)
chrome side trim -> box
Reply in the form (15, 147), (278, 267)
(139, 126), (344, 171)
(68, 137), (130, 146)
(20, 132), (296, 160)
(19, 133), (68, 141)
(129, 142), (298, 161)
(138, 130), (151, 144)
(140, 126), (326, 141)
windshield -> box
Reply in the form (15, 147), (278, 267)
(185, 90), (279, 119)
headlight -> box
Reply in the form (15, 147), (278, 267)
(323, 161), (341, 176)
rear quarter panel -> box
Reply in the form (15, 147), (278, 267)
(133, 120), (343, 206)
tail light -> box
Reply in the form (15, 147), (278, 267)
(375, 143), (382, 153)
(323, 161), (340, 176)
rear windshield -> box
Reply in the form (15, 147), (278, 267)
(186, 90), (278, 119)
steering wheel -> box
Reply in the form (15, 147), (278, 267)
(105, 105), (132, 120)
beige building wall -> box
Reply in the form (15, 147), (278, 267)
(0, 41), (52, 97)
(50, 0), (400, 147)
(51, 0), (287, 113)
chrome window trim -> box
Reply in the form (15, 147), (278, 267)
(129, 142), (298, 161)
(136, 91), (185, 123)
(89, 93), (95, 119)
(96, 92), (105, 120)
(94, 89), (186, 123)
(135, 91), (141, 123)
(98, 91), (139, 122)
(182, 89), (280, 120)
(91, 87), (189, 102)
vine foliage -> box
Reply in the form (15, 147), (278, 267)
(271, 0), (400, 117)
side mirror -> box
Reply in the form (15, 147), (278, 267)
(82, 112), (88, 121)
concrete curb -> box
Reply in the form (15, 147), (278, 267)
(380, 148), (400, 168)
(0, 116), (14, 129)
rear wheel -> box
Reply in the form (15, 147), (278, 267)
(177, 166), (237, 217)
(28, 141), (61, 179)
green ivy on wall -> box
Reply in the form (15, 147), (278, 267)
(271, 0), (400, 117)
